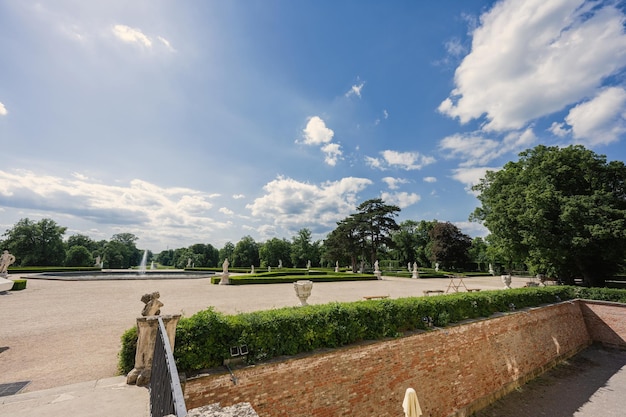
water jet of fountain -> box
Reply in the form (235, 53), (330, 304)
(138, 250), (148, 275)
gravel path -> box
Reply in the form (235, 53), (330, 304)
(0, 274), (530, 393)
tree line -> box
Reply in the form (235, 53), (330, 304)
(3, 144), (624, 286)
(0, 198), (482, 272)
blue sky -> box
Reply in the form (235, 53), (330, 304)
(1, 0), (626, 252)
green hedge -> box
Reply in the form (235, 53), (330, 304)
(7, 266), (101, 274)
(10, 279), (27, 290)
(118, 286), (626, 375)
(210, 273), (376, 285)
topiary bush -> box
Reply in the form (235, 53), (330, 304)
(10, 279), (27, 291)
(118, 326), (138, 375)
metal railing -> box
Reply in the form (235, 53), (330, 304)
(150, 317), (187, 417)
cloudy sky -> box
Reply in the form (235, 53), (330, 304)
(1, 0), (625, 252)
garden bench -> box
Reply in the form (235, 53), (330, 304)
(423, 290), (444, 296)
(363, 295), (389, 300)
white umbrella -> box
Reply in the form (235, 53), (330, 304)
(402, 388), (422, 417)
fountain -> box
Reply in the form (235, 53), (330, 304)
(138, 250), (148, 275)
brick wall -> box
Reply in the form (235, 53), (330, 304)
(183, 301), (605, 416)
(579, 300), (626, 349)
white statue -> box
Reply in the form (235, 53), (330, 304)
(307, 260), (311, 270)
(278, 259), (283, 268)
(412, 262), (419, 279)
(0, 250), (16, 275)
(95, 256), (101, 267)
(435, 262), (439, 272)
(374, 260), (380, 272)
(408, 263), (411, 273)
(251, 265), (255, 273)
(335, 261), (339, 273)
(489, 263), (494, 275)
(222, 258), (229, 273)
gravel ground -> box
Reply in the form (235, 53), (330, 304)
(0, 273), (525, 393)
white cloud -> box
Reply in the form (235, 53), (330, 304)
(548, 122), (570, 138)
(444, 37), (466, 57)
(346, 82), (365, 98)
(0, 170), (226, 249)
(246, 176), (372, 233)
(219, 207), (234, 216)
(452, 166), (499, 194)
(381, 191), (420, 209)
(298, 116), (342, 166)
(0, 102), (7, 116)
(232, 194), (245, 200)
(368, 150), (436, 171)
(157, 36), (175, 52)
(321, 143), (343, 166)
(440, 128), (536, 167)
(564, 87), (626, 146)
(382, 177), (409, 190)
(423, 177), (437, 183)
(112, 24), (152, 48)
(300, 116), (334, 145)
(454, 221), (489, 238)
(439, 0), (626, 132)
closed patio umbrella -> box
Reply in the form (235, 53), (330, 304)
(402, 387), (422, 417)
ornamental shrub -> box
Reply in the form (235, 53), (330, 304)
(118, 286), (626, 375)
(10, 279), (27, 291)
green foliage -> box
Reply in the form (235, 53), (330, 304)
(232, 236), (260, 267)
(119, 286), (626, 374)
(65, 245), (93, 267)
(2, 218), (67, 266)
(428, 222), (472, 271)
(210, 272), (376, 285)
(10, 279), (27, 290)
(118, 326), (138, 374)
(472, 145), (626, 287)
(259, 238), (292, 268)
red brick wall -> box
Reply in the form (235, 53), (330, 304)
(183, 301), (599, 416)
(579, 301), (626, 348)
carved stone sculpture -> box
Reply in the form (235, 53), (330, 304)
(141, 292), (164, 316)
(0, 250), (16, 276)
(294, 280), (313, 306)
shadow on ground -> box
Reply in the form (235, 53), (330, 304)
(472, 345), (626, 417)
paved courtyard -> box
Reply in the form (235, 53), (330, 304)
(0, 273), (525, 392)
(1, 273), (625, 417)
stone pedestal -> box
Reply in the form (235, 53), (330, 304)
(412, 270), (419, 279)
(294, 280), (313, 306)
(219, 272), (230, 285)
(375, 271), (382, 280)
(126, 314), (181, 386)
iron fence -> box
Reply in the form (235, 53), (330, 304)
(150, 317), (187, 417)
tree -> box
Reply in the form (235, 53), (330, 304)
(232, 236), (259, 267)
(391, 220), (421, 266)
(291, 228), (319, 268)
(322, 216), (363, 272)
(428, 222), (472, 271)
(468, 237), (489, 271)
(471, 145), (626, 286)
(414, 220), (437, 267)
(1, 218), (67, 266)
(259, 238), (292, 268)
(65, 245), (93, 267)
(354, 198), (400, 264)
(66, 234), (98, 252)
(105, 233), (141, 268)
(219, 242), (235, 265)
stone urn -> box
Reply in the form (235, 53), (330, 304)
(294, 280), (313, 306)
(501, 274), (512, 289)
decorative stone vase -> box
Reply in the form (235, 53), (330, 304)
(501, 274), (512, 289)
(294, 280), (313, 306)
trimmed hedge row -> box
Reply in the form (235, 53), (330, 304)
(10, 279), (27, 290)
(210, 273), (377, 285)
(118, 286), (626, 375)
(6, 266), (101, 274)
